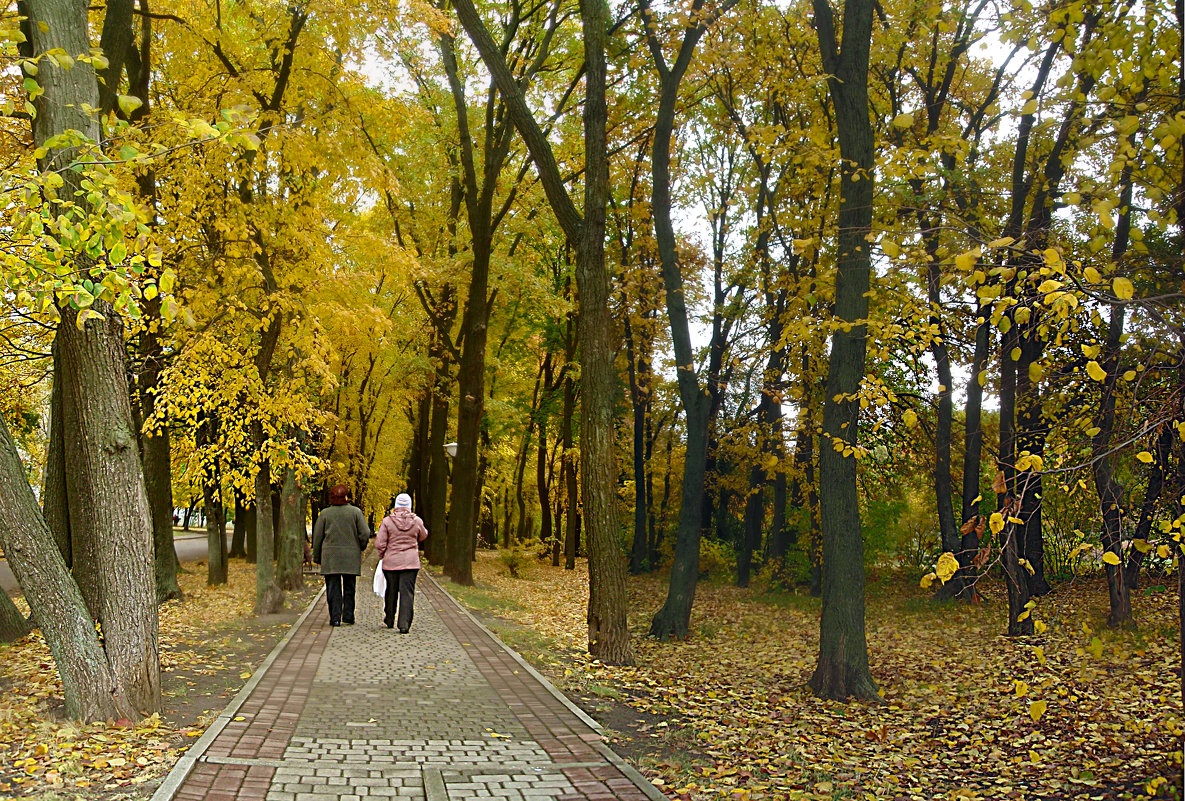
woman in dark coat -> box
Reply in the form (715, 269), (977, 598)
(312, 484), (370, 626)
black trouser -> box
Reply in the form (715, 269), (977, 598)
(324, 574), (357, 625)
(382, 569), (418, 631)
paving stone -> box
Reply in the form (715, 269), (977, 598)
(163, 558), (659, 801)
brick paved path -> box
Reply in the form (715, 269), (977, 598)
(154, 568), (663, 801)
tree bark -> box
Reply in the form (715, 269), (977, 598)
(0, 589), (31, 643)
(199, 415), (227, 586)
(139, 296), (181, 604)
(277, 467), (305, 591)
(808, 0), (881, 702)
(253, 444), (284, 615)
(563, 357), (580, 571)
(0, 414), (139, 721)
(43, 340), (71, 567)
(452, 0), (633, 663)
(230, 492), (248, 558)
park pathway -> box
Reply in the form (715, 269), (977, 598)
(152, 569), (663, 801)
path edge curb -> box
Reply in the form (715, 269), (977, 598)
(149, 585), (326, 801)
(425, 571), (667, 801)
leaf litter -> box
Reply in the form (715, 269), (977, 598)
(0, 560), (318, 799)
(454, 553), (1182, 801)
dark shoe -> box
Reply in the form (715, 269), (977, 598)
(384, 623), (393, 629)
(343, 620), (355, 625)
(398, 629), (409, 634)
(330, 621), (341, 627)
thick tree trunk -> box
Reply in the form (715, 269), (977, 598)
(808, 0), (880, 701)
(574, 0), (632, 664)
(452, 0), (632, 662)
(0, 414), (139, 721)
(277, 467), (305, 591)
(56, 303), (161, 714)
(1016, 344), (1051, 597)
(139, 301), (181, 604)
(253, 445), (284, 615)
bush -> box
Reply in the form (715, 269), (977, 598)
(498, 546), (534, 578)
(698, 537), (736, 581)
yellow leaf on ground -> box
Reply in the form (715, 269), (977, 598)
(1029, 700), (1047, 722)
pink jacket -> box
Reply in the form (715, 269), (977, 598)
(375, 509), (428, 571)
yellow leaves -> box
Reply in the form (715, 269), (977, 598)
(919, 572), (936, 589)
(1083, 266), (1101, 284)
(935, 552), (959, 583)
(1014, 679), (1029, 697)
(1028, 700), (1047, 722)
(902, 409), (918, 429)
(1156, 545), (1171, 559)
(1112, 277), (1134, 300)
(1085, 361), (1107, 382)
(1019, 99), (1038, 115)
(987, 236), (1015, 249)
(117, 95), (143, 116)
(880, 239), (901, 258)
(1136, 451), (1154, 464)
(1101, 551), (1121, 566)
(954, 248), (981, 272)
(890, 113), (915, 129)
(989, 512), (1005, 535)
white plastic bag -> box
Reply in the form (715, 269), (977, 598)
(373, 562), (386, 598)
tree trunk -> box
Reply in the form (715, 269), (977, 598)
(625, 315), (650, 574)
(245, 503), (258, 564)
(563, 367), (579, 571)
(43, 341), (71, 566)
(452, 0), (633, 662)
(229, 492), (245, 558)
(0, 589), (31, 643)
(998, 335), (1033, 636)
(808, 0), (880, 702)
(954, 308), (990, 601)
(536, 353), (554, 557)
(277, 467), (305, 591)
(199, 416), (228, 586)
(139, 300), (181, 604)
(253, 448), (284, 615)
(425, 376), (451, 565)
(56, 302), (161, 714)
(0, 413), (139, 721)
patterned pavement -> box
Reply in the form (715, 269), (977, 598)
(152, 564), (663, 801)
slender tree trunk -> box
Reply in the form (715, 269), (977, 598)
(425, 374), (451, 565)
(808, 0), (880, 701)
(625, 315), (650, 574)
(230, 492), (247, 558)
(199, 415), (227, 586)
(536, 353), (554, 557)
(563, 366), (579, 571)
(999, 336), (1033, 636)
(0, 414), (139, 721)
(43, 341), (71, 566)
(0, 589), (31, 643)
(253, 445), (284, 615)
(245, 504), (258, 564)
(139, 299), (181, 603)
(277, 467), (305, 591)
(954, 309), (990, 601)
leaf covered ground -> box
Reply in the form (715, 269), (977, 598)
(0, 560), (320, 800)
(447, 552), (1183, 801)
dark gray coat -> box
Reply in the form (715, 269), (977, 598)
(312, 504), (370, 576)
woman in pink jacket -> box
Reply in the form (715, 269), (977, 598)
(375, 493), (429, 633)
